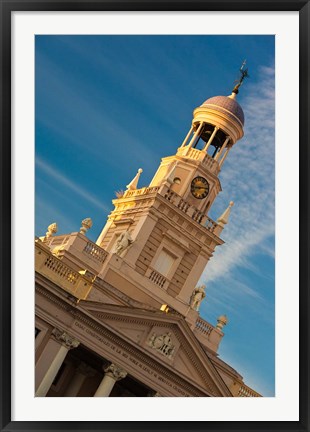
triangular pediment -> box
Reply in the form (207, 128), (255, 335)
(79, 300), (231, 397)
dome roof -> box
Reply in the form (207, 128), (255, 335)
(201, 95), (245, 126)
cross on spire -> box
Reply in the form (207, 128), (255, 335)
(232, 60), (249, 94)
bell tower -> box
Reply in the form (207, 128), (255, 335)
(96, 66), (247, 318)
(149, 77), (245, 214)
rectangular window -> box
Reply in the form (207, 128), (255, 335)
(153, 249), (175, 277)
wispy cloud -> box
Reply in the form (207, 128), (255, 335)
(57, 36), (192, 129)
(35, 196), (77, 235)
(216, 348), (275, 397)
(36, 53), (159, 173)
(36, 157), (110, 213)
(201, 64), (275, 290)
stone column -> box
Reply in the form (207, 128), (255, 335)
(214, 136), (230, 161)
(180, 125), (194, 147)
(219, 147), (230, 167)
(203, 126), (219, 152)
(187, 122), (204, 148)
(63, 362), (95, 397)
(35, 328), (80, 397)
(94, 363), (127, 397)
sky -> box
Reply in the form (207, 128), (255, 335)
(35, 35), (275, 396)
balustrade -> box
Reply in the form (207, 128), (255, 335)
(204, 216), (217, 232)
(148, 269), (167, 289)
(195, 317), (213, 337)
(186, 147), (201, 160)
(35, 243), (93, 300)
(192, 209), (204, 223)
(177, 146), (220, 174)
(177, 199), (190, 212)
(202, 153), (219, 173)
(237, 384), (261, 397)
(45, 235), (70, 248)
(83, 242), (108, 263)
(44, 256), (79, 285)
(161, 188), (218, 233)
(164, 189), (176, 203)
(123, 186), (160, 198)
(113, 181), (219, 234)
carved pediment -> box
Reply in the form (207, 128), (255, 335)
(79, 301), (231, 397)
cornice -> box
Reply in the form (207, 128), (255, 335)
(153, 194), (223, 248)
(36, 273), (79, 312)
(93, 276), (157, 311)
(83, 305), (231, 396)
(158, 153), (222, 186)
(74, 310), (211, 397)
(36, 276), (230, 396)
(94, 310), (216, 393)
(36, 280), (219, 396)
(76, 306), (227, 395)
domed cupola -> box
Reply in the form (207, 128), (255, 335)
(192, 90), (244, 153)
(192, 93), (244, 157)
(178, 61), (249, 166)
(201, 95), (245, 126)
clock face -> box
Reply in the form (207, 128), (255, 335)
(190, 176), (210, 199)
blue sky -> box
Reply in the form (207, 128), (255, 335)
(35, 35), (275, 396)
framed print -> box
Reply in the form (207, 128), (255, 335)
(1, 1), (309, 431)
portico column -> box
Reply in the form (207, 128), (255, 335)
(94, 363), (127, 397)
(35, 329), (80, 397)
(63, 362), (95, 397)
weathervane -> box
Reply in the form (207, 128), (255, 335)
(232, 60), (249, 94)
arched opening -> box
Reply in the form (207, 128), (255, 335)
(193, 123), (229, 159)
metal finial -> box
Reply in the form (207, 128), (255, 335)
(232, 60), (250, 94)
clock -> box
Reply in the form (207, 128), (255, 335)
(190, 176), (210, 199)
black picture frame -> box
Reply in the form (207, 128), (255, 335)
(1, 1), (309, 431)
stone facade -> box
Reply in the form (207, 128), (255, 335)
(35, 85), (261, 398)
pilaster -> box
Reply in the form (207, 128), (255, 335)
(176, 254), (210, 304)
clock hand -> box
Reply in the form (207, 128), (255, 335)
(193, 185), (208, 190)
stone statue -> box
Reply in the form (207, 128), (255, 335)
(114, 230), (133, 256)
(149, 331), (175, 357)
(162, 332), (173, 355)
(190, 285), (206, 311)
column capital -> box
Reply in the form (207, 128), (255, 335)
(104, 363), (127, 381)
(52, 328), (80, 349)
(147, 390), (162, 397)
